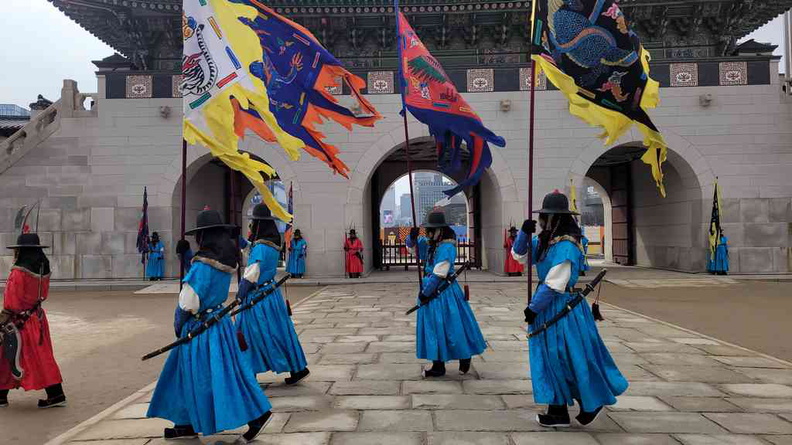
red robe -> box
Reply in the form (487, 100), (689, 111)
(504, 236), (524, 274)
(0, 267), (62, 391)
(344, 238), (364, 274)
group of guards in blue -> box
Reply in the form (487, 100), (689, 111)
(1, 192), (626, 441)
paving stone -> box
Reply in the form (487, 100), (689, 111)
(330, 432), (422, 445)
(329, 381), (400, 395)
(366, 342), (414, 353)
(473, 363), (530, 380)
(358, 410), (433, 432)
(383, 335), (416, 342)
(270, 396), (332, 412)
(283, 410), (359, 432)
(658, 397), (742, 413)
(670, 337), (722, 346)
(780, 414), (792, 422)
(641, 353), (723, 366)
(434, 409), (544, 432)
(69, 440), (149, 445)
(735, 368), (792, 385)
(625, 342), (704, 354)
(412, 394), (505, 410)
(334, 396), (411, 410)
(674, 434), (769, 445)
(320, 354), (378, 365)
(336, 335), (380, 343)
(308, 365), (356, 381)
(487, 340), (528, 351)
(726, 398), (792, 412)
(479, 351), (530, 363)
(403, 380), (464, 394)
(462, 379), (533, 395)
(501, 395), (538, 409)
(321, 343), (368, 354)
(74, 418), (172, 440)
(721, 384), (792, 398)
(608, 396), (674, 412)
(608, 412), (727, 434)
(618, 364), (663, 381)
(712, 356), (789, 369)
(355, 364), (423, 380)
(511, 432), (599, 444)
(111, 403), (149, 419)
(762, 436), (792, 445)
(595, 433), (682, 444)
(610, 353), (649, 365)
(245, 432), (331, 444)
(694, 345), (758, 356)
(379, 353), (422, 363)
(428, 432), (511, 444)
(704, 413), (792, 434)
(641, 365), (755, 383)
(627, 382), (725, 397)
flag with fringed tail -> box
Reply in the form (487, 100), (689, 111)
(531, 0), (668, 195)
(182, 0), (304, 221)
(230, 0), (382, 178)
(396, 10), (505, 197)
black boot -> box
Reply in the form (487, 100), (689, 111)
(422, 361), (446, 378)
(38, 384), (66, 409)
(459, 358), (471, 375)
(0, 389), (9, 408)
(163, 424), (198, 439)
(285, 368), (310, 385)
(537, 404), (570, 428)
(576, 406), (603, 426)
(243, 411), (273, 442)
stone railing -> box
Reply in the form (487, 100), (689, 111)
(0, 80), (97, 175)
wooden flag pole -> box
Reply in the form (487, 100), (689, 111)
(180, 139), (187, 290)
(527, 59), (537, 304)
(401, 112), (423, 289)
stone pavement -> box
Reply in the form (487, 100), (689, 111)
(49, 283), (792, 445)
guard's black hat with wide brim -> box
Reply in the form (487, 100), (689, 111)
(250, 203), (276, 221)
(422, 211), (449, 228)
(185, 209), (236, 235)
(6, 233), (49, 249)
(532, 191), (579, 215)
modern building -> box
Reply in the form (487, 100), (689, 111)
(1, 0), (791, 278)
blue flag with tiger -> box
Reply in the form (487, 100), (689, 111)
(531, 0), (668, 195)
(230, 0), (381, 178)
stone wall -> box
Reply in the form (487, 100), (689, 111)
(0, 70), (790, 279)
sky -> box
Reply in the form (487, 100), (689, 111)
(0, 0), (787, 108)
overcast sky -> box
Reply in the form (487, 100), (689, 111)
(0, 0), (787, 108)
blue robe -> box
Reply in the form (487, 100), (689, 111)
(708, 236), (729, 273)
(147, 258), (271, 435)
(236, 241), (307, 374)
(409, 236), (487, 361)
(580, 235), (590, 273)
(286, 239), (307, 275)
(146, 241), (165, 278)
(513, 234), (627, 411)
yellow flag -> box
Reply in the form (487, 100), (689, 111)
(569, 178), (579, 214)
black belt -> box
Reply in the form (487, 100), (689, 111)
(527, 294), (585, 338)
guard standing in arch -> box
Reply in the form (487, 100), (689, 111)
(1, 233), (66, 409)
(503, 226), (524, 276)
(344, 229), (364, 278)
(147, 209), (273, 442)
(512, 191), (627, 427)
(407, 211), (487, 377)
(146, 232), (165, 281)
(235, 204), (310, 385)
(286, 229), (307, 278)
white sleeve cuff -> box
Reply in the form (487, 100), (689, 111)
(433, 261), (451, 278)
(243, 262), (260, 283)
(512, 250), (529, 265)
(545, 261), (572, 292)
(178, 283), (200, 313)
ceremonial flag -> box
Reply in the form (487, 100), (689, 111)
(569, 178), (579, 214)
(182, 0), (304, 221)
(396, 7), (505, 197)
(283, 181), (294, 248)
(136, 187), (150, 264)
(530, 0), (668, 195)
(708, 178), (723, 260)
(231, 0), (382, 177)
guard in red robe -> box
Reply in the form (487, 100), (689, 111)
(504, 227), (524, 276)
(0, 233), (66, 409)
(344, 229), (364, 278)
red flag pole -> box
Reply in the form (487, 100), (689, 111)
(180, 139), (187, 290)
(527, 59), (537, 304)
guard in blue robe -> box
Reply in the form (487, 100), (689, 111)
(708, 234), (729, 275)
(286, 230), (307, 278)
(235, 204), (310, 385)
(175, 239), (193, 276)
(147, 210), (273, 442)
(145, 232), (165, 281)
(512, 191), (627, 428)
(406, 212), (487, 378)
(580, 233), (590, 275)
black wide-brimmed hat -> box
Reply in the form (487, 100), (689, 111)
(294, 229), (302, 236)
(6, 233), (49, 249)
(185, 209), (235, 235)
(422, 211), (449, 228)
(533, 190), (579, 215)
(251, 203), (276, 221)
(508, 226), (518, 233)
